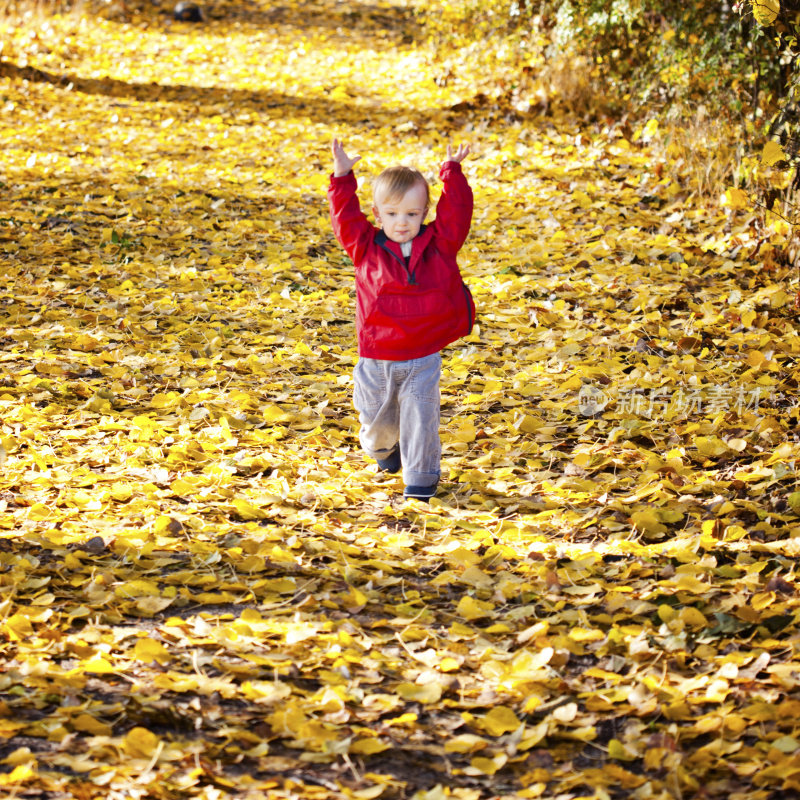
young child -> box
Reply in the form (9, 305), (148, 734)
(328, 139), (475, 501)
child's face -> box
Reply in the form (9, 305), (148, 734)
(372, 182), (428, 244)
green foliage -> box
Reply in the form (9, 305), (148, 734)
(421, 0), (782, 118)
(416, 0), (800, 218)
(737, 1), (800, 232)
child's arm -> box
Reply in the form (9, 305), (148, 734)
(329, 139), (373, 266)
(431, 143), (474, 256)
(332, 138), (362, 177)
(446, 143), (471, 164)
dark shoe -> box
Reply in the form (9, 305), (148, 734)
(376, 449), (401, 473)
(403, 483), (437, 501)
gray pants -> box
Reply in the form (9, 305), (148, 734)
(353, 353), (442, 487)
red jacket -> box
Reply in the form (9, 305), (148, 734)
(328, 161), (475, 361)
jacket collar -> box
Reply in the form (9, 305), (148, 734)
(375, 224), (431, 254)
(375, 225), (432, 286)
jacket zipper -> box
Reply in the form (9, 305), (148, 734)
(378, 240), (416, 285)
(376, 231), (422, 286)
(376, 232), (474, 338)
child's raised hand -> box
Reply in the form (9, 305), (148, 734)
(445, 143), (471, 164)
(332, 138), (362, 177)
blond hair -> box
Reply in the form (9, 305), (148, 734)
(372, 166), (430, 207)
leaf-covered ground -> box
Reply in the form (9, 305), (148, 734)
(2, 1), (800, 798)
